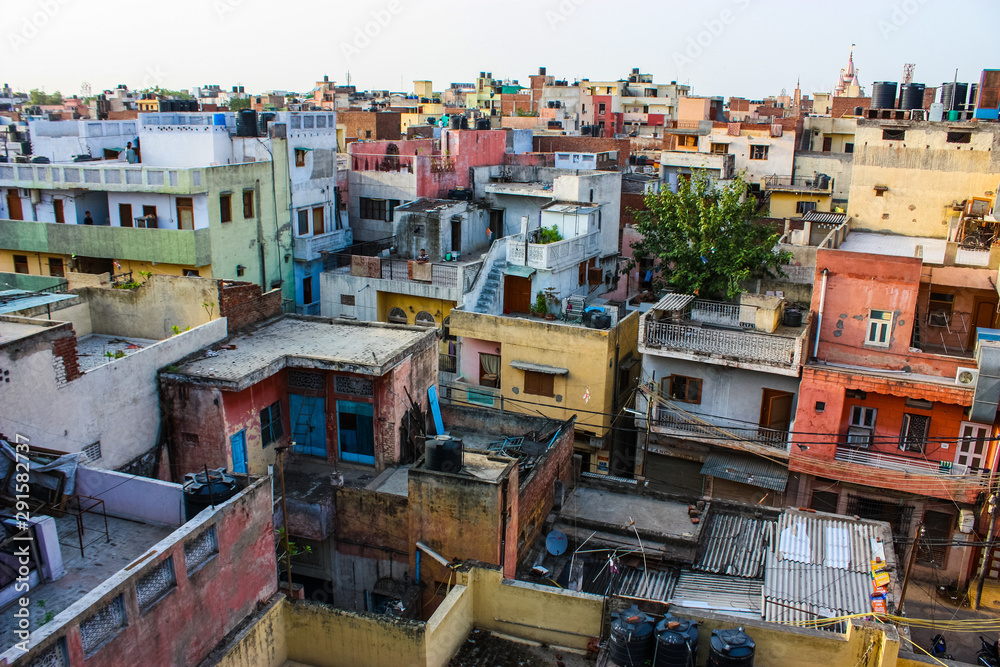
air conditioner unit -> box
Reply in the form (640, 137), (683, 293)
(956, 367), (979, 386)
(847, 426), (872, 448)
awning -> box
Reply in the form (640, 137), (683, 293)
(509, 360), (568, 375)
(503, 265), (536, 279)
(700, 451), (788, 492)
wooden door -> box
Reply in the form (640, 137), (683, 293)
(53, 199), (64, 223)
(6, 191), (23, 220)
(969, 297), (998, 349)
(759, 388), (794, 434)
(503, 275), (531, 314)
(822, 136), (833, 152)
(176, 197), (194, 230)
(118, 203), (133, 227)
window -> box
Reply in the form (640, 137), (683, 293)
(313, 206), (325, 235)
(899, 413), (930, 452)
(83, 441), (102, 461)
(848, 406), (876, 447)
(866, 309), (893, 347)
(598, 103), (606, 114)
(479, 352), (500, 388)
(956, 422), (990, 471)
(297, 209), (309, 235)
(679, 135), (698, 148)
(295, 149), (306, 167)
(13, 254), (28, 274)
(796, 201), (818, 214)
(928, 292), (954, 327)
(80, 595), (127, 657)
(45, 256), (64, 277)
(663, 375), (702, 404)
(135, 557), (176, 613)
(236, 265), (245, 277)
(749, 145), (769, 160)
(183, 269), (200, 277)
(243, 189), (254, 218)
(523, 370), (554, 397)
(414, 311), (436, 327)
(710, 142), (729, 154)
(946, 131), (972, 144)
(220, 193), (232, 223)
(387, 307), (408, 324)
(844, 142), (854, 154)
(365, 130), (372, 139)
(919, 510), (953, 565)
(260, 401), (283, 446)
(882, 128), (905, 141)
(141, 205), (157, 228)
(360, 197), (388, 221)
(185, 526), (218, 574)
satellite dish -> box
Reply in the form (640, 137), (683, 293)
(545, 529), (568, 556)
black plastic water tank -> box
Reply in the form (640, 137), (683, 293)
(460, 116), (469, 130)
(610, 605), (654, 667)
(236, 109), (258, 137)
(592, 314), (612, 329)
(476, 119), (490, 130)
(654, 614), (699, 667)
(426, 437), (463, 473)
(451, 115), (463, 130)
(707, 628), (756, 667)
(782, 309), (803, 328)
(258, 112), (276, 136)
(183, 468), (239, 520)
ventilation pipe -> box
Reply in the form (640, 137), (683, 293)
(813, 268), (829, 360)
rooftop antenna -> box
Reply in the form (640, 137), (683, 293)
(902, 63), (915, 85)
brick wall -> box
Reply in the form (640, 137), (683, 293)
(217, 280), (283, 334)
(50, 327), (82, 385)
(532, 136), (631, 168)
(831, 96), (871, 118)
(515, 419), (575, 561)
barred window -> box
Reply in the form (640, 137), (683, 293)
(80, 595), (127, 656)
(27, 639), (68, 667)
(185, 526), (219, 574)
(135, 557), (176, 613)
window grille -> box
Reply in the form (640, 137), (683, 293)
(185, 526), (218, 574)
(80, 595), (127, 656)
(83, 442), (102, 462)
(135, 557), (176, 612)
(288, 370), (326, 391)
(335, 375), (374, 397)
(28, 640), (67, 667)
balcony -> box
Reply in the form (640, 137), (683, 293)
(762, 174), (833, 194)
(831, 447), (990, 503)
(0, 219), (212, 266)
(0, 162), (203, 193)
(653, 405), (790, 458)
(659, 151), (735, 178)
(506, 231), (600, 272)
(642, 319), (804, 374)
(293, 228), (353, 263)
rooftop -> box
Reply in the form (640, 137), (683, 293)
(166, 316), (436, 391)
(839, 232), (946, 264)
(75, 333), (157, 372)
(483, 181), (554, 197)
(0, 317), (56, 345)
(0, 289), (75, 315)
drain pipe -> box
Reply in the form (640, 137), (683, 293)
(813, 268), (829, 360)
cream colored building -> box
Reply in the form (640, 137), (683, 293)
(847, 119), (1000, 237)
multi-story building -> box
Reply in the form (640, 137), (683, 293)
(635, 292), (810, 503)
(789, 243), (1000, 587)
(847, 119), (1000, 238)
(793, 116), (857, 206)
(583, 69), (691, 138)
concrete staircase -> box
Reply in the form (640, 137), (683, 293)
(474, 259), (506, 313)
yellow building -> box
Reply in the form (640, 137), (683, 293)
(848, 119), (1000, 238)
(766, 184), (834, 218)
(448, 308), (640, 471)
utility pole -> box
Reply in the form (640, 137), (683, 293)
(897, 523), (923, 614)
(275, 443), (293, 594)
(975, 493), (999, 608)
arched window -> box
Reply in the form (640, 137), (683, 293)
(388, 307), (408, 324)
(415, 311), (436, 327)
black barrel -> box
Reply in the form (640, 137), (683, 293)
(654, 614), (699, 667)
(707, 628), (756, 667)
(610, 606), (654, 667)
(783, 309), (803, 328)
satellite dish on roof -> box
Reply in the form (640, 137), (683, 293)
(546, 529), (568, 556)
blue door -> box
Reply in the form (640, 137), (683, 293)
(290, 394), (327, 458)
(231, 430), (248, 474)
(337, 400), (375, 465)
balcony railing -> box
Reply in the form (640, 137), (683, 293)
(834, 446), (991, 480)
(380, 259), (462, 288)
(643, 319), (800, 368)
(292, 228), (353, 263)
(762, 174), (833, 192)
(0, 162), (200, 192)
(655, 407), (789, 452)
(689, 299), (758, 329)
(507, 231), (600, 272)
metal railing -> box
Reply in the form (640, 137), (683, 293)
(834, 446), (991, 481)
(643, 319), (799, 367)
(763, 174), (833, 191)
(439, 353), (457, 373)
(110, 271), (133, 286)
(689, 299), (758, 329)
(655, 408), (789, 450)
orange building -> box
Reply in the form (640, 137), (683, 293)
(789, 247), (1000, 587)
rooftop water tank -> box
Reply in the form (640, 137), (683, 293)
(654, 614), (699, 667)
(183, 468), (239, 520)
(425, 436), (463, 473)
(236, 109), (258, 137)
(610, 605), (654, 667)
(707, 628), (756, 667)
(871, 81), (898, 110)
(900, 83), (926, 110)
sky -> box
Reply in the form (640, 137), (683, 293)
(5, 0), (999, 100)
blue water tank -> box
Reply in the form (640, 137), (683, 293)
(213, 113), (227, 126)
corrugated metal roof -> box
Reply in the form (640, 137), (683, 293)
(694, 512), (776, 579)
(503, 265), (536, 278)
(763, 553), (873, 632)
(700, 452), (789, 492)
(0, 289), (75, 315)
(669, 571), (762, 618)
(509, 360), (569, 375)
(651, 293), (694, 312)
(580, 560), (675, 602)
(802, 211), (848, 225)
(775, 510), (880, 573)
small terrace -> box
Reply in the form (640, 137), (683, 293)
(506, 230), (600, 272)
(652, 401), (791, 458)
(762, 174), (834, 193)
(639, 293), (809, 376)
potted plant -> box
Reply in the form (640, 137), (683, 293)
(532, 293), (547, 317)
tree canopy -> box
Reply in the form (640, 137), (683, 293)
(228, 97), (251, 111)
(631, 171), (790, 300)
(28, 89), (62, 105)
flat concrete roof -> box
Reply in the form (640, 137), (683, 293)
(0, 318), (54, 345)
(559, 487), (700, 542)
(839, 231), (946, 264)
(76, 334), (158, 372)
(168, 316), (435, 391)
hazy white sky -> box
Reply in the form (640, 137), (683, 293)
(5, 0), (998, 100)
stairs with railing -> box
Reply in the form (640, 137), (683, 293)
(475, 258), (507, 313)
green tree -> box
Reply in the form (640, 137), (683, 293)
(631, 171), (790, 300)
(228, 97), (250, 111)
(28, 89), (62, 105)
